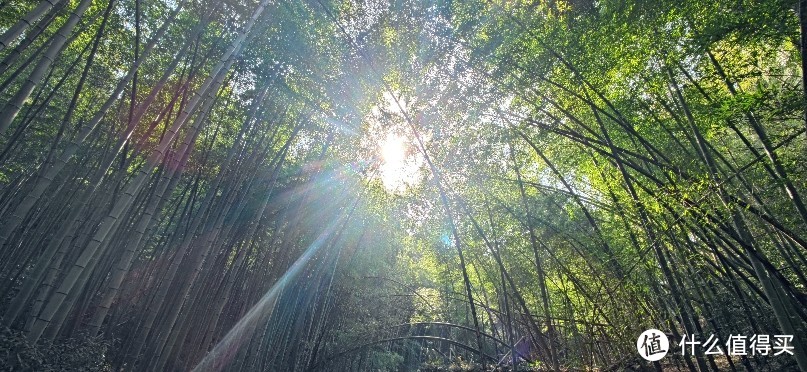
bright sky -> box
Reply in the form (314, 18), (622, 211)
(360, 91), (424, 192)
(378, 133), (421, 192)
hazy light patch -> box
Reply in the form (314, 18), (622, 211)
(383, 91), (406, 114)
(359, 91), (425, 193)
(378, 133), (422, 191)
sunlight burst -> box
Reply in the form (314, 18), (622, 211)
(378, 133), (419, 191)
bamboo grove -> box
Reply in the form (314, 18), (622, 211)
(0, 0), (806, 371)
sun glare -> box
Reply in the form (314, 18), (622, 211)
(381, 134), (405, 164)
(378, 133), (419, 191)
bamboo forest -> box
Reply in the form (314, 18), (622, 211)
(2, 0), (807, 371)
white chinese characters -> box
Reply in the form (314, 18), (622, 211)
(638, 330), (795, 361)
(679, 334), (794, 356)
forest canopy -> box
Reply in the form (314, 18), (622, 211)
(0, 0), (806, 371)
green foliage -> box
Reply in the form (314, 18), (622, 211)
(1, 0), (806, 370)
(0, 327), (110, 372)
